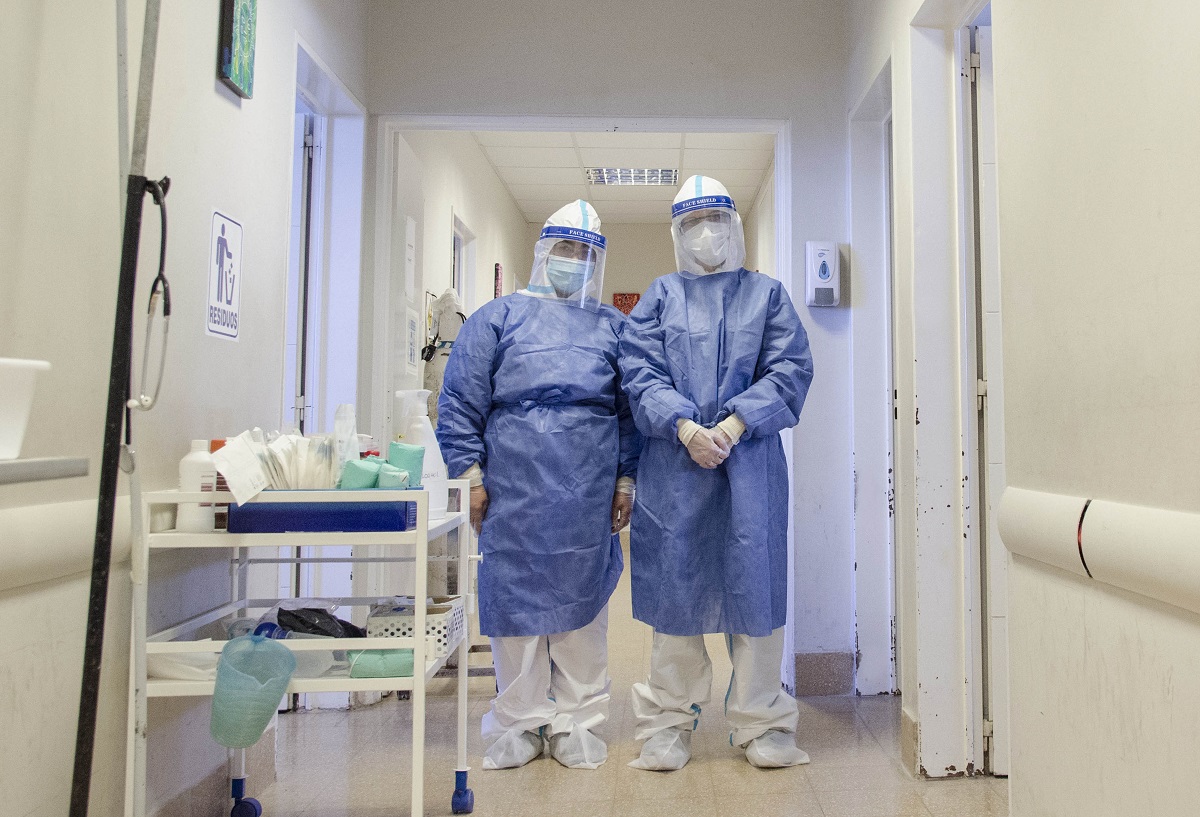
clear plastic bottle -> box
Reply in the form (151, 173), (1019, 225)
(395, 389), (449, 518)
(177, 439), (217, 531)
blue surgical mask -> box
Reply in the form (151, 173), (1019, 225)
(545, 256), (593, 296)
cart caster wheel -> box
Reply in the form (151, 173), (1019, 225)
(231, 797), (262, 817)
(451, 787), (474, 814)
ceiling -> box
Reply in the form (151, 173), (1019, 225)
(470, 131), (776, 225)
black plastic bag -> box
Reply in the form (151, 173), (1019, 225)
(277, 607), (365, 639)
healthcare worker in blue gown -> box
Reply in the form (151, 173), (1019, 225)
(437, 201), (640, 771)
(619, 176), (815, 770)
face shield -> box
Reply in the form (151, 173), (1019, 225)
(670, 179), (746, 275)
(525, 226), (607, 310)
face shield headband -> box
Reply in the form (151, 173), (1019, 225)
(524, 226), (607, 310)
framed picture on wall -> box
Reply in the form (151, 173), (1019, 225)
(218, 0), (258, 99)
(494, 263), (503, 300)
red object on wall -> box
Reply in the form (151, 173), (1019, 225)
(613, 293), (640, 315)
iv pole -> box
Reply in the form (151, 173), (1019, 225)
(70, 1), (163, 814)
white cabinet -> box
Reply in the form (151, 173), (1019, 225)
(129, 482), (476, 816)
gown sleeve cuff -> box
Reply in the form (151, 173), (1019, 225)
(615, 476), (636, 496)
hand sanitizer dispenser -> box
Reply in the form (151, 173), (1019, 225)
(805, 241), (840, 307)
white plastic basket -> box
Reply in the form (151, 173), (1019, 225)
(366, 596), (465, 658)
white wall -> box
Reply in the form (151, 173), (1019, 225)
(367, 0), (854, 671)
(848, 0), (1200, 800)
(991, 0), (1200, 812)
(742, 170), (776, 277)
(1, 2), (367, 814)
(586, 222), (676, 304)
(398, 130), (532, 319)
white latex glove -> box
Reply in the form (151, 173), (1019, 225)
(715, 414), (746, 445)
(678, 420), (730, 469)
(461, 462), (484, 487)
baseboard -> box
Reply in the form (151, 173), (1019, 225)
(793, 651), (854, 696)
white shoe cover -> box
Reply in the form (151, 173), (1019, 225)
(482, 729), (543, 770)
(628, 725), (692, 771)
(548, 724), (608, 769)
(744, 729), (810, 768)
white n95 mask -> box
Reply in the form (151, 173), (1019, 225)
(683, 222), (731, 269)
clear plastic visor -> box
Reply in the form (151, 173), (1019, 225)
(524, 232), (606, 310)
(670, 203), (746, 275)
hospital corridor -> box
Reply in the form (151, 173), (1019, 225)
(5, 2), (1200, 817)
(253, 539), (1009, 817)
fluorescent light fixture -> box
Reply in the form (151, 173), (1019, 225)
(586, 168), (679, 186)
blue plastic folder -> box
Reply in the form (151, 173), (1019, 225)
(227, 491), (419, 533)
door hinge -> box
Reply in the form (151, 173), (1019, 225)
(976, 378), (988, 411)
(982, 718), (994, 737)
(969, 50), (981, 84)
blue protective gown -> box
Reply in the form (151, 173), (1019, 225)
(618, 269), (813, 637)
(436, 294), (640, 638)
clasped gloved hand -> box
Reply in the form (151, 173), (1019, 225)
(678, 420), (731, 469)
(470, 485), (489, 534)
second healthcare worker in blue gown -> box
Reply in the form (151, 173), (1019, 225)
(620, 176), (815, 770)
(437, 201), (640, 771)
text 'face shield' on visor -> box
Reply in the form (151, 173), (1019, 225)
(526, 226), (607, 310)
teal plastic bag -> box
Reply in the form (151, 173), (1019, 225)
(210, 635), (296, 748)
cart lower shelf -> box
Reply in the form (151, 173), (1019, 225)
(147, 640), (462, 697)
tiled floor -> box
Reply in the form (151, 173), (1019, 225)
(258, 543), (1009, 816)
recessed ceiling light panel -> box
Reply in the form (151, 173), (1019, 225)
(586, 168), (679, 186)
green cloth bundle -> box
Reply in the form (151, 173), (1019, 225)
(376, 462), (410, 489)
(339, 457), (382, 489)
(347, 648), (414, 678)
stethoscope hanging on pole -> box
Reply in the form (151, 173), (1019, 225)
(127, 176), (171, 413)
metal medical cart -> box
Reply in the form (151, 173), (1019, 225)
(127, 481), (477, 816)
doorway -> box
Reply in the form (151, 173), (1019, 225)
(849, 64), (899, 697)
(451, 213), (477, 316)
(265, 43), (367, 709)
(373, 116), (795, 688)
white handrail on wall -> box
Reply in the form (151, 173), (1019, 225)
(999, 487), (1200, 617)
(0, 499), (132, 594)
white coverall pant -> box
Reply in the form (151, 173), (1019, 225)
(631, 627), (798, 747)
(482, 605), (611, 742)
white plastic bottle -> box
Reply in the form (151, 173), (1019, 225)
(395, 389), (449, 519)
(177, 439), (217, 531)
